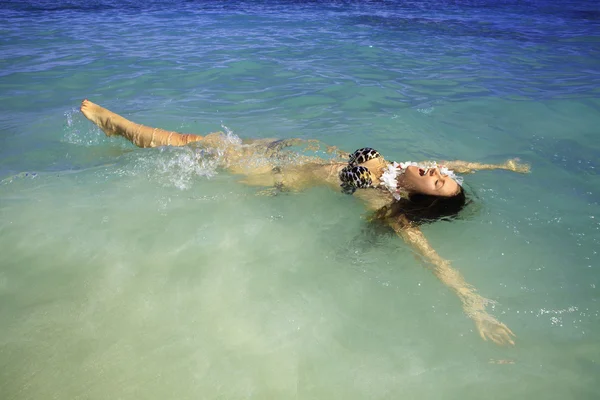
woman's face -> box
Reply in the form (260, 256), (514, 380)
(397, 166), (460, 197)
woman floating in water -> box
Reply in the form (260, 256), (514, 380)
(80, 99), (529, 346)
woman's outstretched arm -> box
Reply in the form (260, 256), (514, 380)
(388, 217), (515, 345)
(438, 159), (530, 174)
(80, 99), (205, 148)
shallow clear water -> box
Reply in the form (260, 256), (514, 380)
(1, 0), (599, 398)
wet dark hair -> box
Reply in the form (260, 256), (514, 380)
(371, 186), (468, 225)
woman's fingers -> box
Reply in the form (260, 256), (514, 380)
(505, 325), (516, 338)
(478, 326), (488, 341)
(495, 328), (515, 346)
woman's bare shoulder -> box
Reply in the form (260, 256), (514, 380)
(353, 188), (395, 211)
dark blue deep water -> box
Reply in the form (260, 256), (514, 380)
(1, 1), (599, 399)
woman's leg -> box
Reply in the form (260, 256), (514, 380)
(79, 100), (343, 191)
(80, 99), (205, 148)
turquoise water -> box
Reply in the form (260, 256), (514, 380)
(1, 0), (599, 398)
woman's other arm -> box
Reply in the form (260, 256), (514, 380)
(439, 159), (530, 174)
(388, 217), (515, 345)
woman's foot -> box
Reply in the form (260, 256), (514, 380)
(80, 99), (121, 137)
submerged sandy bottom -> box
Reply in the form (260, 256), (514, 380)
(1, 137), (598, 399)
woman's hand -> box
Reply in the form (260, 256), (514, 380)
(503, 158), (530, 174)
(472, 312), (516, 346)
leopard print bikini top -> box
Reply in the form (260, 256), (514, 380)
(339, 147), (382, 194)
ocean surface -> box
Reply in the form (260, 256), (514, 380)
(1, 0), (599, 398)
